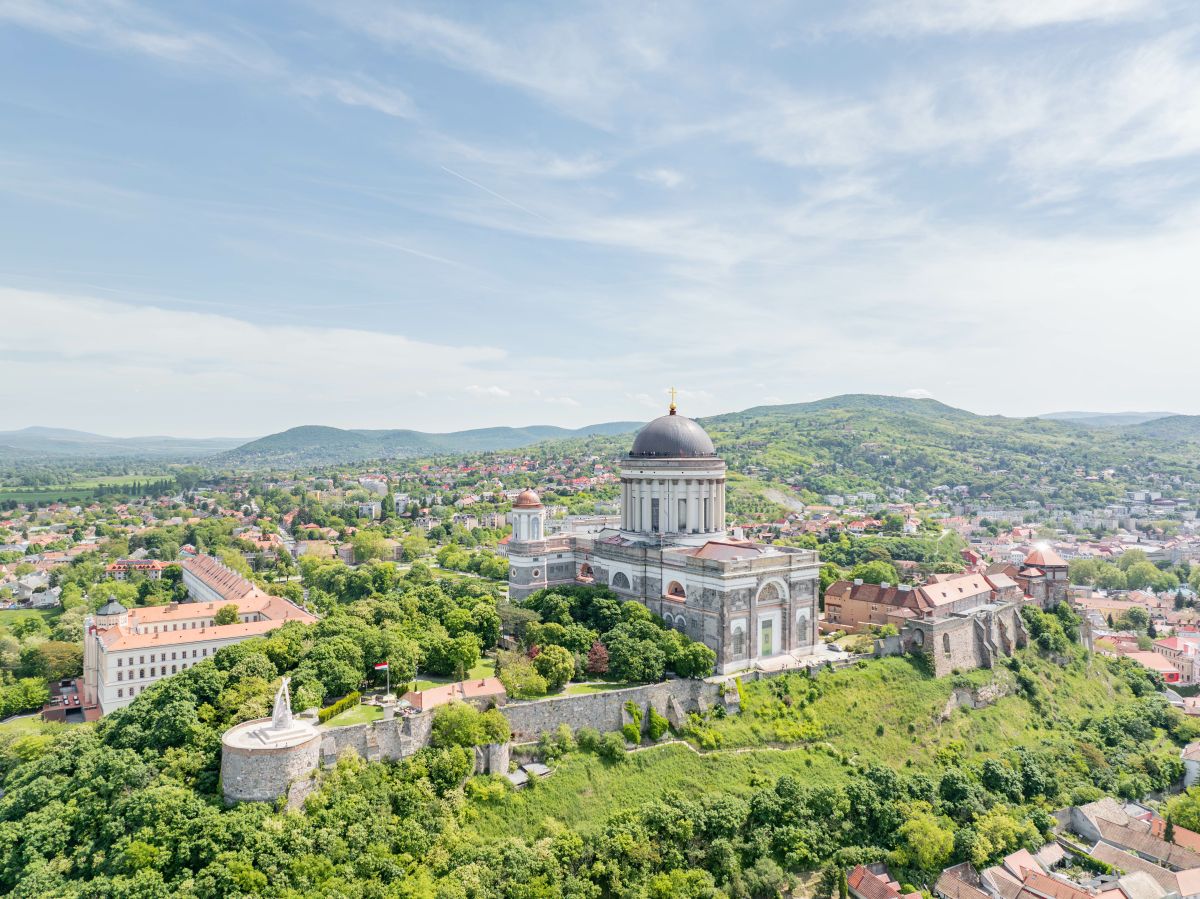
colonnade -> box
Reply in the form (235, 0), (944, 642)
(620, 476), (725, 535)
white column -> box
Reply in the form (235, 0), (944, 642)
(687, 480), (698, 533)
(704, 481), (712, 531)
(641, 480), (651, 533)
(717, 481), (725, 533)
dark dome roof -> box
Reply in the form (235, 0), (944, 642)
(96, 599), (127, 616)
(629, 412), (716, 458)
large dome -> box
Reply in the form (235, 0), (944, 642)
(629, 411), (716, 458)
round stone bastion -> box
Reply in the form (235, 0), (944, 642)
(221, 716), (321, 804)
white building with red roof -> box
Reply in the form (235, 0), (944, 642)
(82, 555), (317, 715)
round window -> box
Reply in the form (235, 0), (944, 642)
(532, 569), (541, 578)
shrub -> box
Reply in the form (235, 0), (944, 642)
(622, 723), (641, 744)
(647, 706), (670, 741)
(576, 726), (601, 752)
(318, 691), (361, 724)
(539, 724), (576, 761)
(598, 731), (627, 762)
(465, 776), (510, 802)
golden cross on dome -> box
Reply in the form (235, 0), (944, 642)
(669, 386), (678, 414)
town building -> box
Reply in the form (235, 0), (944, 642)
(105, 559), (170, 580)
(82, 555), (316, 714)
(506, 403), (821, 674)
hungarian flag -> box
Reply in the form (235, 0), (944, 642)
(374, 662), (389, 671)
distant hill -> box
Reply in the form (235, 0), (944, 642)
(1038, 410), (1176, 428)
(634, 393), (1200, 510)
(0, 427), (247, 459)
(217, 421), (644, 467)
(1120, 415), (1200, 441)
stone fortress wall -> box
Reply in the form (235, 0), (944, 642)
(221, 676), (744, 804)
(222, 624), (1018, 805)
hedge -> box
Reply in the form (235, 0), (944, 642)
(318, 691), (362, 723)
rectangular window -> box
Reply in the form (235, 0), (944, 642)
(117, 658), (122, 667)
(760, 619), (774, 657)
(117, 671), (123, 681)
(117, 689), (123, 698)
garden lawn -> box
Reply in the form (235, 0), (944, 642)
(0, 608), (62, 628)
(322, 703), (383, 727)
(410, 657), (497, 692)
(0, 716), (63, 736)
(564, 681), (640, 695)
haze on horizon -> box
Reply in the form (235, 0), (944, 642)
(2, 0), (1199, 438)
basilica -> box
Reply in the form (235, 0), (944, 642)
(507, 402), (821, 674)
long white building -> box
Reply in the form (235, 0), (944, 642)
(83, 554), (316, 714)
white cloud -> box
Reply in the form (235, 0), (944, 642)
(0, 288), (523, 435)
(0, 0), (420, 119)
(638, 168), (686, 189)
(904, 388), (935, 399)
(321, 1), (695, 126)
(465, 385), (511, 398)
(296, 75), (417, 120)
(847, 0), (1159, 35)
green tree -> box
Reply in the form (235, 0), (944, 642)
(213, 604), (240, 626)
(352, 530), (390, 563)
(532, 645), (575, 691)
(849, 560), (900, 585)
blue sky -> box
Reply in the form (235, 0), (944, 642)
(2, 0), (1199, 437)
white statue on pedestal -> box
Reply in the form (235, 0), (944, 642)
(251, 676), (313, 745)
(272, 677), (293, 731)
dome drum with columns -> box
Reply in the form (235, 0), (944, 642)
(505, 397), (822, 675)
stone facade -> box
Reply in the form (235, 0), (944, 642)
(221, 722), (322, 803)
(507, 411), (821, 675)
(892, 601), (1029, 677)
(220, 677), (735, 803)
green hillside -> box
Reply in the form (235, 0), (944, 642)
(217, 420), (644, 466)
(469, 650), (1168, 841)
(693, 394), (1200, 508)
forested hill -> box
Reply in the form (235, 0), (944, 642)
(217, 421), (643, 467)
(689, 394), (1200, 507)
(214, 396), (1200, 509)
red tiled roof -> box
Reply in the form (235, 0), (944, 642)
(1024, 546), (1067, 568)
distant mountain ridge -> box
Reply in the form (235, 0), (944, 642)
(0, 426), (247, 459)
(215, 421), (645, 466)
(1037, 410), (1176, 428)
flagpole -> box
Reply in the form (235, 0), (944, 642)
(386, 662), (390, 699)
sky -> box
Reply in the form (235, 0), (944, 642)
(2, 0), (1200, 438)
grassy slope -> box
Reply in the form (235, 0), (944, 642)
(0, 608), (63, 626)
(467, 652), (1135, 841)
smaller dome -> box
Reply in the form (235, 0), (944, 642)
(96, 599), (127, 617)
(513, 489), (542, 509)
